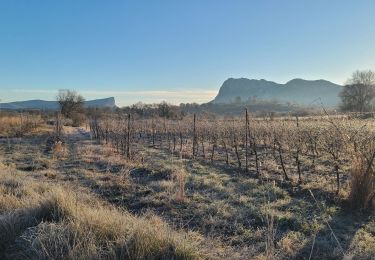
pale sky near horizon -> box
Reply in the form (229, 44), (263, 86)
(1, 0), (375, 106)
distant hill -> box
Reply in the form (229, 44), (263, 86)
(211, 78), (342, 107)
(0, 97), (116, 110)
(85, 97), (116, 108)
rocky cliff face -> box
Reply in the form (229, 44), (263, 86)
(212, 78), (342, 107)
(84, 97), (116, 108)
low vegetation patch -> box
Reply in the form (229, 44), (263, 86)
(0, 168), (205, 259)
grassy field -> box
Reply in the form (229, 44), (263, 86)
(0, 121), (374, 259)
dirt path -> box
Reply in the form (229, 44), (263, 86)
(53, 126), (92, 176)
(63, 126), (91, 141)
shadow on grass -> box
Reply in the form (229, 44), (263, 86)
(293, 200), (370, 259)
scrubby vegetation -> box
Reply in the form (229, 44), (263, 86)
(0, 113), (43, 137)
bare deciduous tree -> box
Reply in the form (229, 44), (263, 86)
(57, 89), (85, 125)
(340, 70), (375, 112)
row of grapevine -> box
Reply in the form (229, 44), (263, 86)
(89, 111), (375, 194)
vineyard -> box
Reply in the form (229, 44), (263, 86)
(90, 112), (375, 206)
(1, 111), (375, 259)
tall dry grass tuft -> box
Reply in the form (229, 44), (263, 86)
(52, 141), (65, 159)
(0, 199), (59, 252)
(264, 203), (277, 260)
(172, 166), (187, 203)
(349, 156), (374, 210)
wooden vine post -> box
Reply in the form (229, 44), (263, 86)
(55, 111), (62, 140)
(192, 113), (197, 158)
(126, 113), (131, 159)
(245, 108), (249, 172)
(295, 116), (302, 183)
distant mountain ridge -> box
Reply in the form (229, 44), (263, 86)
(0, 97), (116, 110)
(212, 78), (342, 107)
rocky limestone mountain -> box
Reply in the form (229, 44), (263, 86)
(212, 78), (342, 107)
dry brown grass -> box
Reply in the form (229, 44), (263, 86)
(52, 140), (66, 160)
(0, 115), (44, 137)
(264, 203), (276, 260)
(171, 165), (188, 203)
(0, 167), (203, 259)
(349, 156), (375, 210)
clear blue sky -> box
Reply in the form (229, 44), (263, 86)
(1, 0), (375, 106)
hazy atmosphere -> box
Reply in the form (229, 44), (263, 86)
(1, 1), (375, 105)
